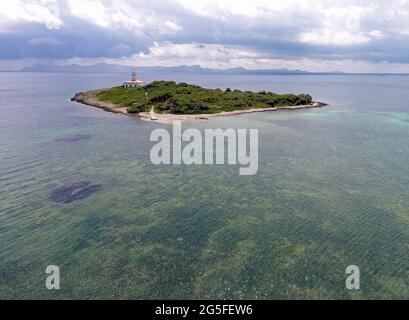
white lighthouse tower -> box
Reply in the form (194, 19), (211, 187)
(131, 68), (137, 81)
(123, 67), (145, 88)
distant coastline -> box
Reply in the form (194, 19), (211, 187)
(6, 63), (409, 76)
(20, 63), (309, 75)
(20, 63), (340, 75)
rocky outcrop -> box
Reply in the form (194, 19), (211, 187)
(71, 90), (127, 114)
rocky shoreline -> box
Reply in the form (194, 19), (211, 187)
(71, 89), (327, 124)
(71, 89), (128, 114)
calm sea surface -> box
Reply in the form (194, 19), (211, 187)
(0, 72), (408, 299)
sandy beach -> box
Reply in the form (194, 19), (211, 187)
(71, 89), (327, 124)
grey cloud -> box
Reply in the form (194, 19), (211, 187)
(1, 0), (409, 66)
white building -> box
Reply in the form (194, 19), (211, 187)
(123, 68), (145, 88)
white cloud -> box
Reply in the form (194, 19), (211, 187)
(297, 4), (382, 46)
(300, 29), (373, 46)
(67, 0), (110, 28)
(177, 0), (310, 18)
(0, 0), (62, 30)
(67, 0), (182, 35)
(130, 42), (258, 68)
(163, 21), (183, 33)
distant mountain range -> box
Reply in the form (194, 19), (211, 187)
(21, 63), (335, 75)
(14, 63), (409, 75)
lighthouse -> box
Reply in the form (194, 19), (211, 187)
(131, 68), (137, 81)
(123, 67), (145, 88)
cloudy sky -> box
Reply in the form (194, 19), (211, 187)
(2, 0), (409, 72)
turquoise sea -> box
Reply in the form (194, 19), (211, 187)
(0, 72), (408, 299)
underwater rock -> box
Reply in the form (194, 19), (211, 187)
(55, 134), (91, 142)
(51, 181), (101, 203)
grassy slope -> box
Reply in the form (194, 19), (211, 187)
(95, 81), (313, 115)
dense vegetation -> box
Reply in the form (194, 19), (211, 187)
(96, 81), (313, 114)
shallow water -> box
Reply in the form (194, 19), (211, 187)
(0, 72), (408, 299)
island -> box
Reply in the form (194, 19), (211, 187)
(71, 80), (326, 124)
